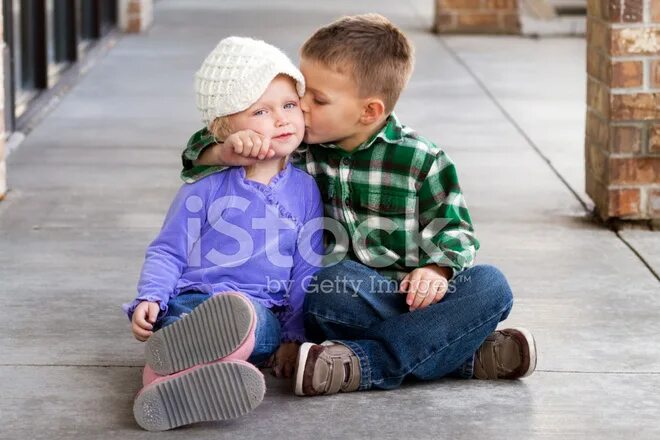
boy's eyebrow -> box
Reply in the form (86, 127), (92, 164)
(306, 87), (329, 98)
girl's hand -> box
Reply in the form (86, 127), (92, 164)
(131, 301), (160, 341)
(271, 342), (301, 378)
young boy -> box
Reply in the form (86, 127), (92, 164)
(180, 14), (537, 396)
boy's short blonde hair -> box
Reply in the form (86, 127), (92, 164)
(301, 13), (414, 114)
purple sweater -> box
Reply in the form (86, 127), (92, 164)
(123, 162), (324, 342)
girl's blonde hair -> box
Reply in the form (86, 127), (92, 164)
(209, 116), (233, 142)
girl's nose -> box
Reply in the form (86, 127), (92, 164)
(275, 111), (289, 127)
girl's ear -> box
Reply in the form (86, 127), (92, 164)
(359, 98), (386, 125)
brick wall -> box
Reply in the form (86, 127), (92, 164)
(434, 0), (520, 34)
(585, 0), (660, 221)
(119, 0), (154, 33)
(0, 0), (5, 201)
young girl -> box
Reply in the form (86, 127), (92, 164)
(122, 37), (324, 431)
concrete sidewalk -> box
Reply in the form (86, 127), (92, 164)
(1, 0), (659, 438)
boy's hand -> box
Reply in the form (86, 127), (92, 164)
(194, 129), (275, 167)
(400, 265), (451, 311)
(131, 301), (160, 342)
(270, 341), (301, 378)
(225, 129), (275, 161)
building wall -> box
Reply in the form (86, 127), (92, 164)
(119, 0), (154, 33)
(585, 0), (660, 220)
(0, 0), (5, 200)
(0, 1), (153, 202)
(434, 0), (521, 34)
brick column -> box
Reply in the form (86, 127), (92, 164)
(434, 0), (520, 34)
(0, 0), (6, 201)
(585, 0), (660, 221)
(119, 0), (154, 33)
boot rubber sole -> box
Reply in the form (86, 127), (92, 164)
(134, 360), (265, 431)
(145, 293), (255, 375)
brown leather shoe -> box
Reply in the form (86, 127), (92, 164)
(294, 342), (361, 396)
(473, 327), (537, 379)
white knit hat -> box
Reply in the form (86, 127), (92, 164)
(195, 36), (305, 126)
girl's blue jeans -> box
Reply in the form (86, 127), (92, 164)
(153, 292), (283, 366)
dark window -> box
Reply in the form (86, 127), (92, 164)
(80, 0), (99, 40)
(52, 0), (77, 64)
(99, 0), (117, 36)
(18, 0), (47, 91)
(2, 0), (118, 128)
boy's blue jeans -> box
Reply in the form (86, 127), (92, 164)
(154, 292), (283, 366)
(303, 261), (514, 390)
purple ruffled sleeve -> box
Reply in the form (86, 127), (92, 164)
(121, 177), (215, 321)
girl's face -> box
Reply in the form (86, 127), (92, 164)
(228, 75), (305, 157)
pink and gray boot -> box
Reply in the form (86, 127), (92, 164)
(133, 292), (265, 431)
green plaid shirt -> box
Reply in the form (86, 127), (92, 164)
(181, 114), (479, 281)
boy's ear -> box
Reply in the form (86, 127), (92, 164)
(359, 98), (386, 125)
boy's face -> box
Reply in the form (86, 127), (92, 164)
(229, 75), (305, 157)
(299, 58), (367, 149)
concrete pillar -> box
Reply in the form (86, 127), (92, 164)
(433, 0), (521, 34)
(585, 0), (660, 221)
(119, 0), (154, 33)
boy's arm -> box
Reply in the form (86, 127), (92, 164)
(417, 150), (480, 279)
(181, 127), (229, 183)
(279, 182), (324, 343)
(122, 179), (213, 320)
(180, 127), (309, 182)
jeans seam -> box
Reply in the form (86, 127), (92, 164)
(304, 310), (371, 330)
